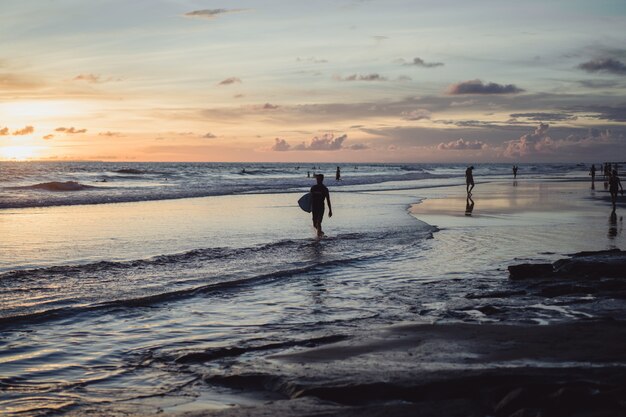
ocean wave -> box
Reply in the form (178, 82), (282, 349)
(9, 181), (99, 192)
(0, 253), (376, 330)
(113, 168), (146, 174)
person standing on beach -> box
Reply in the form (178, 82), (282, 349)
(590, 164), (596, 186)
(335, 166), (341, 181)
(465, 166), (475, 195)
(513, 165), (518, 179)
(311, 174), (332, 237)
(609, 170), (624, 211)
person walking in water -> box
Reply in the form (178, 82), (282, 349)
(609, 170), (624, 212)
(335, 166), (341, 181)
(465, 166), (475, 195)
(311, 174), (332, 237)
(513, 165), (518, 179)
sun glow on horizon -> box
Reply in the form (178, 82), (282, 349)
(0, 145), (44, 161)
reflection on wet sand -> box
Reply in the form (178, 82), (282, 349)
(608, 211), (622, 240)
(465, 195), (475, 216)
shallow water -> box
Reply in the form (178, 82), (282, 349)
(1, 164), (624, 415)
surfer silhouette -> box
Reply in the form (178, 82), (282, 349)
(310, 174), (332, 237)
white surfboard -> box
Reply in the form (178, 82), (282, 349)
(298, 192), (312, 212)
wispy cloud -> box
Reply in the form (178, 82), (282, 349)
(202, 132), (217, 139)
(404, 57), (444, 68)
(184, 9), (249, 20)
(43, 134), (54, 140)
(98, 131), (122, 137)
(262, 103), (279, 110)
(509, 112), (577, 122)
(13, 126), (34, 135)
(334, 73), (387, 81)
(578, 58), (626, 75)
(0, 127), (9, 136)
(437, 138), (486, 150)
(55, 127), (87, 134)
(401, 109), (431, 121)
(447, 79), (524, 95)
(568, 104), (626, 122)
(218, 77), (242, 85)
(73, 73), (121, 83)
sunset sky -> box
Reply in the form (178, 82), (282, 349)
(1, 0), (625, 162)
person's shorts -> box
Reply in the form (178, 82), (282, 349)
(312, 208), (324, 224)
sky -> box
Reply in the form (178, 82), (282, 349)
(1, 0), (625, 162)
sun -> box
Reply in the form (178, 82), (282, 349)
(0, 145), (42, 161)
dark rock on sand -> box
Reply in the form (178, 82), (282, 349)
(508, 263), (554, 280)
(509, 249), (626, 280)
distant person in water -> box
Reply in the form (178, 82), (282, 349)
(335, 166), (341, 181)
(609, 170), (624, 211)
(513, 165), (518, 179)
(311, 174), (332, 237)
(465, 166), (475, 195)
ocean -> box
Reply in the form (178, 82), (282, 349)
(0, 161), (623, 416)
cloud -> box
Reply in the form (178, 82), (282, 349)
(578, 58), (626, 75)
(334, 73), (387, 81)
(98, 131), (122, 137)
(271, 138), (291, 151)
(271, 134), (348, 151)
(13, 126), (34, 135)
(0, 127), (8, 136)
(349, 143), (369, 150)
(55, 127), (87, 134)
(503, 123), (625, 159)
(568, 104), (626, 122)
(405, 57), (444, 68)
(184, 9), (249, 19)
(74, 74), (101, 83)
(372, 35), (388, 41)
(437, 138), (486, 150)
(262, 103), (279, 110)
(447, 79), (524, 95)
(402, 109), (431, 121)
(503, 123), (552, 157)
(218, 77), (241, 85)
(296, 134), (347, 150)
(73, 73), (121, 83)
(43, 134), (54, 140)
(234, 94), (244, 98)
(202, 132), (217, 139)
(509, 112), (577, 122)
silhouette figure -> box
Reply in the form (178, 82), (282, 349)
(465, 195), (475, 216)
(335, 166), (341, 181)
(513, 165), (518, 179)
(310, 174), (333, 238)
(589, 164), (596, 188)
(307, 171), (310, 178)
(465, 166), (475, 195)
(609, 169), (624, 211)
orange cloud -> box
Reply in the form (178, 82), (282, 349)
(13, 126), (34, 135)
(55, 127), (87, 134)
